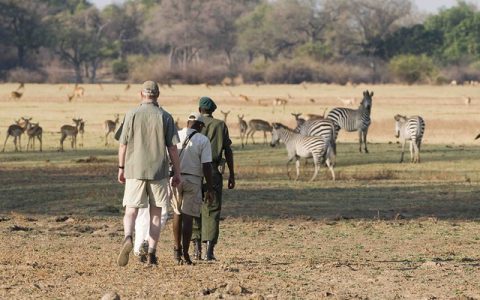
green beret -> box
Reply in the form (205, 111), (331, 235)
(199, 96), (217, 112)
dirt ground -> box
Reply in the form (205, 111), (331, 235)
(1, 214), (479, 300)
(1, 84), (480, 299)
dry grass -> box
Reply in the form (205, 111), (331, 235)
(1, 84), (480, 299)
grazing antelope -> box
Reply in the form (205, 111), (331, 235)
(336, 97), (356, 106)
(238, 115), (248, 148)
(78, 120), (85, 148)
(239, 94), (250, 102)
(67, 94), (75, 102)
(246, 119), (272, 145)
(2, 118), (30, 152)
(291, 113), (305, 131)
(309, 98), (315, 103)
(394, 115), (425, 163)
(464, 96), (471, 105)
(270, 123), (335, 181)
(273, 98), (288, 113)
(327, 90), (373, 153)
(17, 82), (25, 90)
(220, 110), (230, 123)
(73, 85), (84, 98)
(305, 109), (327, 120)
(300, 81), (308, 89)
(104, 114), (120, 146)
(125, 83), (131, 91)
(10, 91), (23, 100)
(203, 83), (211, 89)
(26, 121), (43, 152)
(60, 118), (83, 151)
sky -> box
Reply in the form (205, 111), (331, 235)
(90, 0), (478, 13)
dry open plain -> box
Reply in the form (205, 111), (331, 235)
(0, 83), (480, 299)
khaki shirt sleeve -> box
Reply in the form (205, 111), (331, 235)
(119, 112), (133, 145)
(164, 113), (180, 147)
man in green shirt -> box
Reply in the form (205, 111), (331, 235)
(117, 81), (181, 267)
(192, 96), (235, 261)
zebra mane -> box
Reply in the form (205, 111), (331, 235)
(272, 122), (294, 131)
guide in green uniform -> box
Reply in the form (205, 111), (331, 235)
(192, 96), (235, 261)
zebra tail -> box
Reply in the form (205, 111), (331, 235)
(326, 138), (336, 167)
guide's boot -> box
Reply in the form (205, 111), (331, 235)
(205, 241), (216, 261)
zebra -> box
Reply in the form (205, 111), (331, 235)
(327, 90), (373, 153)
(394, 114), (425, 163)
(270, 123), (335, 181)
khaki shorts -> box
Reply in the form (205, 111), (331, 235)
(171, 175), (203, 217)
(123, 178), (170, 209)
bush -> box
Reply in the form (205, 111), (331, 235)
(264, 59), (317, 83)
(6, 67), (47, 83)
(389, 55), (437, 84)
(112, 59), (129, 81)
(295, 42), (333, 61)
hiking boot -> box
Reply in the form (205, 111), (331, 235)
(117, 236), (133, 267)
(147, 253), (158, 266)
(205, 241), (216, 261)
(192, 239), (202, 260)
(183, 251), (193, 265)
(174, 247), (183, 265)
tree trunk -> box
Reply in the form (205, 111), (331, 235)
(168, 47), (175, 70)
(74, 63), (83, 84)
(89, 60), (98, 84)
(17, 46), (25, 67)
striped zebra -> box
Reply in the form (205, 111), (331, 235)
(327, 90), (373, 153)
(296, 118), (337, 155)
(270, 123), (335, 181)
(394, 114), (425, 163)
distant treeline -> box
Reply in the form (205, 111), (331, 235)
(0, 0), (479, 85)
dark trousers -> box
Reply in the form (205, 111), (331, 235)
(192, 170), (222, 243)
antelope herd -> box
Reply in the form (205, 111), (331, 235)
(1, 84), (479, 182)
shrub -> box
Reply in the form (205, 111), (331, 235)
(6, 67), (47, 83)
(389, 54), (437, 84)
(264, 59), (317, 83)
(112, 59), (129, 81)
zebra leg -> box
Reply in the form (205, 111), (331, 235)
(358, 130), (363, 153)
(412, 139), (420, 163)
(2, 134), (10, 152)
(399, 140), (405, 163)
(295, 156), (301, 181)
(416, 140), (421, 163)
(309, 155), (319, 182)
(409, 140), (414, 163)
(325, 158), (335, 181)
(363, 129), (369, 153)
(286, 157), (294, 180)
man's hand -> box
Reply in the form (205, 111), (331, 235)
(228, 174), (235, 189)
(171, 174), (181, 188)
(204, 190), (214, 206)
(118, 169), (126, 184)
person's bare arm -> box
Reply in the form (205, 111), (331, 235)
(202, 162), (214, 205)
(118, 143), (127, 184)
(224, 146), (235, 189)
(167, 145), (181, 187)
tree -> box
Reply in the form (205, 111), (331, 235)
(53, 6), (114, 83)
(425, 1), (480, 63)
(0, 0), (52, 67)
(145, 0), (209, 70)
(389, 54), (437, 84)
